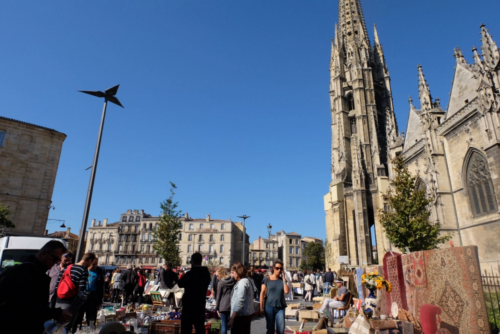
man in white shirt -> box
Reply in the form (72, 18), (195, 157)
(309, 271), (316, 297)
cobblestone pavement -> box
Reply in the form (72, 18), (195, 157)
(249, 296), (331, 334)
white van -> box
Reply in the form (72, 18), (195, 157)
(0, 235), (67, 272)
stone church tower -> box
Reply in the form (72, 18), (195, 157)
(324, 0), (403, 269)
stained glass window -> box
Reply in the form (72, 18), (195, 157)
(467, 152), (497, 216)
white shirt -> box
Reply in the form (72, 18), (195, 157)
(309, 274), (316, 284)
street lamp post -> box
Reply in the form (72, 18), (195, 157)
(237, 215), (250, 267)
(267, 223), (272, 267)
(75, 85), (124, 262)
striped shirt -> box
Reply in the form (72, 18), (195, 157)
(55, 264), (88, 300)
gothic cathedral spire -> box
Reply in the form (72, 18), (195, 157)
(325, 0), (403, 270)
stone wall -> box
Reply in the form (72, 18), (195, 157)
(0, 117), (66, 236)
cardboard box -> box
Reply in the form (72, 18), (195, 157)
(298, 309), (320, 322)
(313, 303), (322, 310)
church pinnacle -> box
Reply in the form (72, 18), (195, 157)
(338, 0), (369, 44)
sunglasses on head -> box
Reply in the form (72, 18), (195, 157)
(274, 266), (283, 271)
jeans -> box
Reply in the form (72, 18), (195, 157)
(319, 298), (345, 312)
(220, 311), (230, 334)
(265, 306), (285, 334)
(323, 282), (332, 294)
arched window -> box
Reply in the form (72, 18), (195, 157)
(347, 93), (355, 111)
(466, 152), (498, 216)
(188, 234), (192, 241)
(415, 178), (427, 193)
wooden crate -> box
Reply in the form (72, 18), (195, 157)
(149, 320), (181, 334)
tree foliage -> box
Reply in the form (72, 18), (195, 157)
(0, 203), (14, 229)
(300, 242), (325, 271)
(379, 155), (452, 252)
(153, 182), (182, 267)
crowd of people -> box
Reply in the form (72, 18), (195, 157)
(0, 239), (349, 334)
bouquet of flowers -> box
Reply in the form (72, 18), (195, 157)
(361, 271), (392, 292)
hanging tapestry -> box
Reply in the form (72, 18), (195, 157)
(383, 252), (408, 311)
(355, 268), (365, 302)
(414, 246), (489, 334)
(401, 254), (415, 314)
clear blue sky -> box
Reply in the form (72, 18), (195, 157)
(1, 0), (499, 243)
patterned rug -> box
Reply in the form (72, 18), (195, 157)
(414, 246), (489, 334)
(383, 252), (408, 311)
(355, 268), (365, 302)
(401, 253), (415, 315)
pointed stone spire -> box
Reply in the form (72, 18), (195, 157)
(374, 24), (380, 45)
(472, 46), (485, 71)
(338, 0), (369, 44)
(418, 64), (432, 112)
(480, 24), (500, 69)
(454, 47), (467, 64)
(408, 95), (414, 108)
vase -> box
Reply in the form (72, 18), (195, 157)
(364, 289), (379, 319)
(367, 289), (377, 299)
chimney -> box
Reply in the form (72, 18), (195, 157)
(98, 220), (101, 226)
(103, 219), (108, 227)
(66, 228), (71, 237)
(185, 212), (189, 219)
(91, 219), (96, 227)
(44, 230), (48, 236)
(206, 214), (210, 222)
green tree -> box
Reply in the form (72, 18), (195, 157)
(300, 242), (325, 271)
(0, 203), (14, 229)
(153, 182), (182, 267)
(379, 155), (452, 252)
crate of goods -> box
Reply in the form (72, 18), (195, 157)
(149, 320), (181, 334)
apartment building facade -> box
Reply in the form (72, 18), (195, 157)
(86, 210), (249, 269)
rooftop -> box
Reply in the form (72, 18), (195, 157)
(0, 116), (65, 135)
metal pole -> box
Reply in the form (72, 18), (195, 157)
(242, 219), (245, 266)
(76, 99), (108, 261)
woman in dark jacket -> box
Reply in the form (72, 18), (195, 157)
(215, 267), (235, 334)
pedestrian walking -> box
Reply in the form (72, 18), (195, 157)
(304, 270), (314, 302)
(123, 264), (137, 304)
(160, 262), (178, 289)
(0, 240), (72, 334)
(260, 260), (290, 334)
(134, 268), (147, 304)
(215, 267), (235, 334)
(178, 253), (211, 334)
(111, 269), (124, 304)
(47, 251), (73, 303)
(228, 262), (254, 334)
(55, 252), (96, 333)
(315, 269), (324, 296)
(251, 267), (263, 302)
(324, 268), (334, 294)
(211, 269), (219, 298)
(74, 258), (104, 329)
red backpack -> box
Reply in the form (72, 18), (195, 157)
(138, 274), (146, 288)
(57, 265), (78, 299)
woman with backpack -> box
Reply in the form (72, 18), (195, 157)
(260, 260), (290, 334)
(215, 267), (235, 334)
(111, 268), (124, 304)
(134, 268), (147, 304)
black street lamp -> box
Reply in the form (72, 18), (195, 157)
(267, 223), (272, 239)
(237, 215), (250, 266)
(75, 85), (124, 261)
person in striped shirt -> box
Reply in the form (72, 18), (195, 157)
(54, 252), (96, 333)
